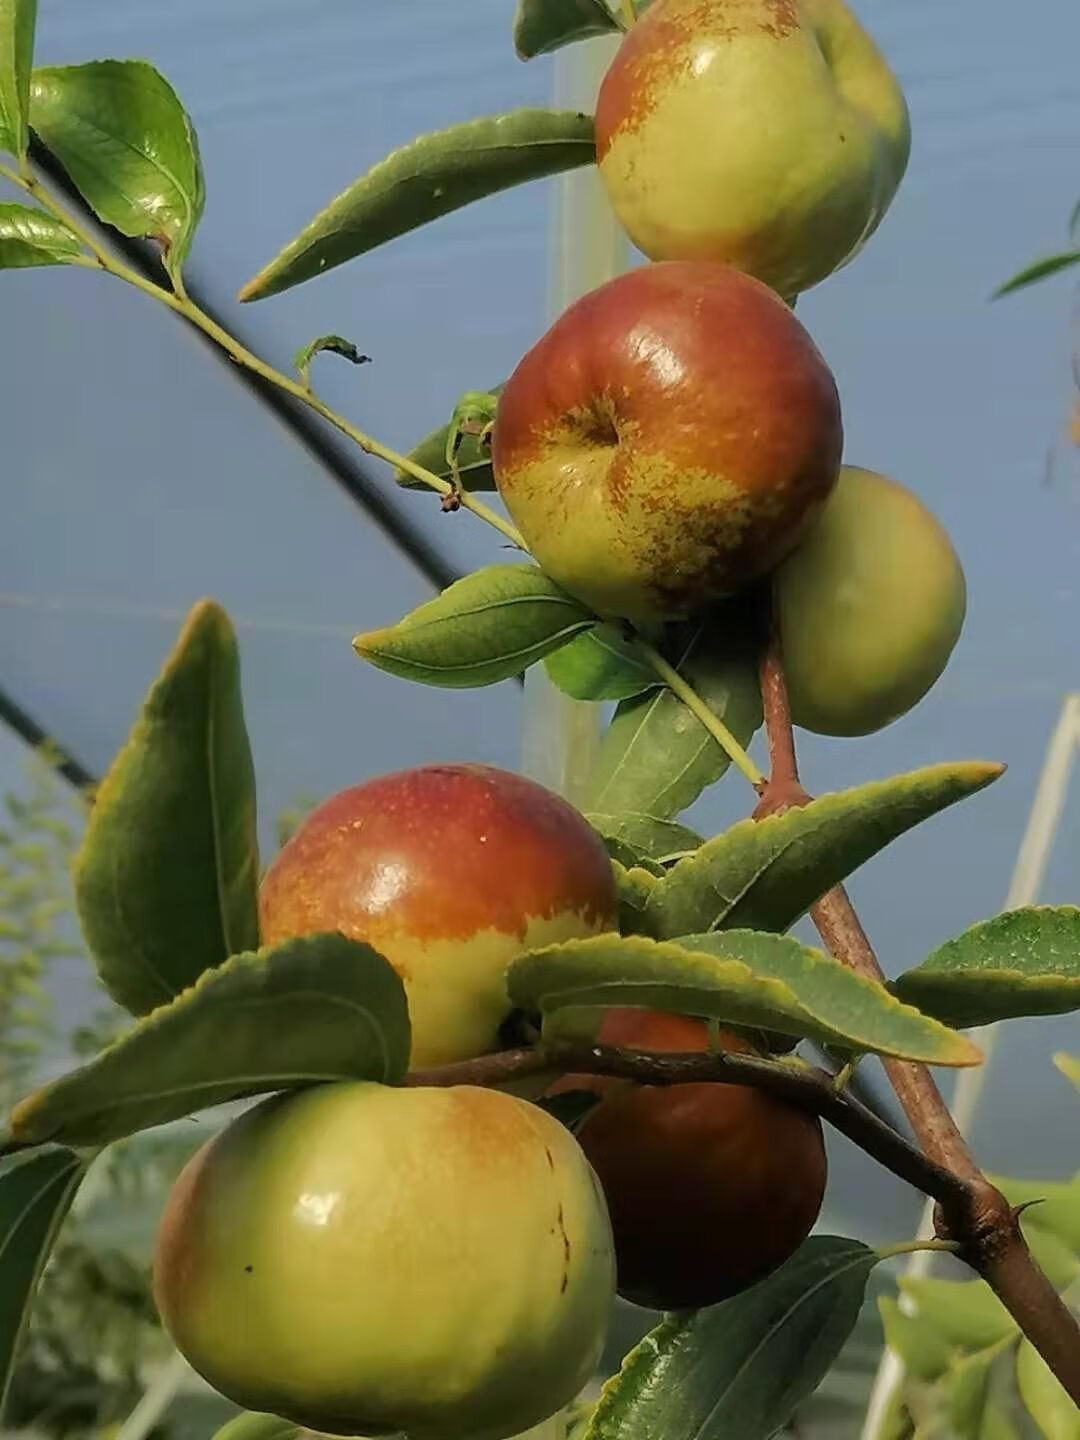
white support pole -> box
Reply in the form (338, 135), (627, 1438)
(520, 36), (629, 803)
(860, 692), (1080, 1440)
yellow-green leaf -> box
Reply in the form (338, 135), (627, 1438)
(1055, 1055), (1080, 1092)
(0, 201), (80, 267)
(649, 762), (1004, 939)
(892, 908), (1080, 1028)
(0, 0), (36, 158)
(990, 1172), (1080, 1253)
(0, 1147), (85, 1420)
(73, 601), (259, 1016)
(211, 1415), (303, 1440)
(946, 1340), (1014, 1440)
(878, 1296), (954, 1381)
(1016, 1339), (1080, 1440)
(6, 933), (410, 1149)
(1022, 1225), (1080, 1292)
(545, 626), (658, 702)
(898, 1276), (1017, 1350)
(239, 109), (595, 301)
(354, 564), (594, 688)
(507, 930), (981, 1065)
(611, 860), (660, 937)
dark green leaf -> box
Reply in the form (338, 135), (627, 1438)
(648, 762), (1004, 939)
(507, 930), (981, 1064)
(892, 907), (1080, 1027)
(7, 933), (410, 1149)
(0, 201), (79, 266)
(394, 383), (504, 494)
(994, 251), (1080, 298)
(898, 1276), (1016, 1350)
(583, 1238), (877, 1440)
(354, 564), (594, 688)
(29, 60), (203, 281)
(1016, 1339), (1080, 1440)
(584, 624), (762, 820)
(73, 600), (259, 1016)
(588, 812), (703, 866)
(878, 1296), (954, 1381)
(545, 625), (658, 702)
(239, 109), (595, 301)
(0, 0), (36, 158)
(292, 333), (370, 381)
(211, 1414), (304, 1440)
(611, 860), (659, 937)
(0, 1146), (85, 1420)
(514, 0), (622, 59)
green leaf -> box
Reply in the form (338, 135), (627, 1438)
(514, 0), (622, 59)
(583, 1237), (878, 1440)
(1022, 1224), (1080, 1292)
(584, 624), (763, 820)
(507, 930), (982, 1064)
(1055, 1054), (1080, 1092)
(211, 1415), (304, 1440)
(0, 202), (80, 267)
(891, 908), (1080, 1028)
(239, 109), (596, 301)
(0, 0), (36, 158)
(1016, 1339), (1080, 1440)
(394, 383), (504, 494)
(611, 861), (660, 937)
(73, 601), (259, 1016)
(946, 1340), (1013, 1440)
(898, 1276), (1016, 1350)
(292, 333), (370, 382)
(0, 1146), (85, 1421)
(990, 1172), (1080, 1252)
(7, 934), (410, 1150)
(545, 625), (658, 702)
(878, 1295), (954, 1381)
(648, 762), (1004, 939)
(29, 60), (203, 281)
(353, 564), (594, 688)
(588, 812), (704, 868)
(995, 251), (1080, 298)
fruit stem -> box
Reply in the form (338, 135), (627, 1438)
(1, 161), (527, 553)
(634, 638), (765, 787)
(753, 614), (1080, 1405)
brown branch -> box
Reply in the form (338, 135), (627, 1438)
(407, 1043), (967, 1209)
(754, 625), (1080, 1403)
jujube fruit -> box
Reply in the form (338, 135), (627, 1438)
(774, 466), (967, 736)
(492, 262), (842, 623)
(153, 1082), (616, 1440)
(595, 0), (911, 299)
(258, 764), (617, 1068)
(559, 1009), (827, 1310)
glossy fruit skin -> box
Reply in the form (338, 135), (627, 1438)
(775, 466), (967, 736)
(259, 765), (616, 1068)
(562, 1009), (827, 1310)
(492, 262), (842, 623)
(154, 1082), (616, 1440)
(595, 0), (910, 299)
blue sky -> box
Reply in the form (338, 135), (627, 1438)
(1, 0), (1078, 1226)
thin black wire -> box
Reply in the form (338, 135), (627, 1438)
(27, 139), (463, 597)
(0, 683), (97, 791)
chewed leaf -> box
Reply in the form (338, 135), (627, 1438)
(583, 1238), (878, 1440)
(649, 762), (1004, 939)
(588, 812), (703, 867)
(240, 109), (595, 300)
(395, 383), (504, 493)
(354, 565), (594, 688)
(891, 907), (1080, 1027)
(0, 202), (80, 267)
(611, 860), (661, 938)
(30, 60), (204, 280)
(507, 930), (981, 1065)
(292, 333), (370, 381)
(73, 601), (259, 1016)
(7, 934), (410, 1149)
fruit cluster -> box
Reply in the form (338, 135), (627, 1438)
(153, 3), (968, 1436)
